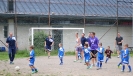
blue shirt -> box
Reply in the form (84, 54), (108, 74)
(84, 48), (91, 57)
(6, 36), (16, 48)
(58, 47), (65, 57)
(45, 38), (54, 46)
(97, 47), (104, 58)
(81, 37), (87, 47)
(30, 50), (35, 62)
(123, 48), (130, 61)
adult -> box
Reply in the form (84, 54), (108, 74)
(115, 32), (123, 58)
(44, 35), (54, 59)
(74, 33), (82, 62)
(6, 32), (17, 64)
(88, 32), (99, 66)
(81, 33), (87, 61)
(86, 32), (91, 44)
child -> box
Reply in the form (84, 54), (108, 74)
(28, 46), (38, 74)
(58, 43), (65, 65)
(117, 49), (124, 68)
(84, 44), (91, 69)
(105, 46), (113, 63)
(97, 43), (104, 70)
(121, 44), (132, 72)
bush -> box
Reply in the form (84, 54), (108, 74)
(34, 31), (48, 48)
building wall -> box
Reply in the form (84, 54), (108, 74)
(0, 24), (132, 51)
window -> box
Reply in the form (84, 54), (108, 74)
(4, 26), (8, 38)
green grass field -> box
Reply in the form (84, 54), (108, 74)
(0, 50), (133, 60)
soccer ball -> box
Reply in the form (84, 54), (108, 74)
(15, 66), (20, 71)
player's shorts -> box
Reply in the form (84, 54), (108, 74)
(98, 57), (104, 62)
(45, 45), (51, 51)
(85, 56), (90, 62)
(116, 45), (122, 51)
(76, 47), (82, 52)
(122, 60), (129, 64)
(91, 50), (97, 58)
(29, 61), (34, 66)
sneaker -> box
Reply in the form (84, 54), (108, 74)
(97, 68), (100, 70)
(87, 65), (92, 69)
(128, 70), (131, 72)
(118, 64), (122, 68)
(117, 56), (120, 58)
(73, 60), (78, 62)
(59, 63), (63, 65)
(48, 56), (50, 59)
(35, 69), (38, 73)
(10, 61), (14, 64)
(121, 70), (124, 72)
(32, 71), (35, 74)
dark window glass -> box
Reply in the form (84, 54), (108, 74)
(4, 26), (8, 38)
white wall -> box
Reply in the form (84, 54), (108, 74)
(0, 24), (132, 51)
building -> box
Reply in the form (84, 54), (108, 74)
(0, 0), (132, 51)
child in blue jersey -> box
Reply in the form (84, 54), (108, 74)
(121, 44), (131, 72)
(28, 46), (38, 74)
(84, 44), (91, 69)
(117, 49), (124, 68)
(58, 43), (65, 65)
(96, 43), (104, 70)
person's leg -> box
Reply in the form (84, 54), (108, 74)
(100, 61), (102, 68)
(127, 64), (131, 72)
(97, 61), (100, 70)
(122, 63), (125, 72)
(117, 45), (121, 58)
(94, 50), (97, 65)
(48, 46), (51, 58)
(59, 57), (63, 65)
(11, 48), (16, 62)
(74, 47), (78, 62)
(105, 57), (109, 63)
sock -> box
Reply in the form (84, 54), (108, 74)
(34, 68), (37, 71)
(60, 57), (63, 63)
(128, 65), (131, 71)
(32, 69), (34, 71)
(98, 62), (100, 68)
(105, 57), (109, 63)
(122, 65), (125, 71)
(100, 62), (102, 68)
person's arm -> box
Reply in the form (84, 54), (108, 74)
(115, 37), (117, 46)
(44, 38), (46, 46)
(51, 39), (54, 46)
(118, 37), (123, 44)
(6, 37), (9, 47)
